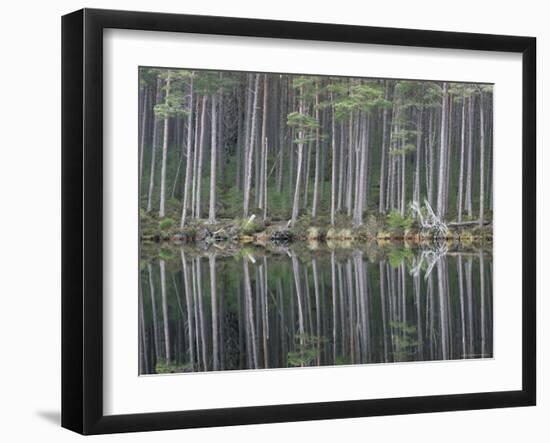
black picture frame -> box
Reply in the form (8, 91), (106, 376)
(62, 8), (536, 435)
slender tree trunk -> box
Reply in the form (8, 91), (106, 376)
(291, 87), (305, 226)
(465, 96), (474, 217)
(191, 99), (200, 218)
(457, 95), (466, 222)
(243, 74), (260, 217)
(139, 85), (149, 192)
(208, 93), (218, 224)
(259, 75), (268, 218)
(159, 73), (172, 218)
(337, 122), (345, 211)
(437, 82), (449, 217)
(330, 95), (337, 225)
(379, 82), (390, 213)
(346, 112), (354, 217)
(146, 77), (162, 213)
(413, 107), (423, 203)
(195, 95), (208, 219)
(400, 132), (406, 216)
(427, 110), (435, 207)
(479, 91), (485, 227)
(312, 86), (321, 217)
(180, 77), (194, 227)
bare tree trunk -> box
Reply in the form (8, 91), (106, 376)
(312, 86), (321, 217)
(191, 99), (200, 218)
(379, 82), (390, 213)
(146, 77), (162, 213)
(159, 73), (172, 218)
(139, 86), (149, 192)
(195, 95), (208, 219)
(259, 75), (268, 219)
(400, 132), (406, 216)
(465, 96), (474, 217)
(243, 74), (260, 217)
(479, 91), (485, 227)
(330, 95), (337, 225)
(427, 110), (435, 207)
(436, 82), (448, 217)
(337, 122), (345, 211)
(263, 137), (268, 220)
(413, 107), (423, 203)
(457, 95), (466, 222)
(291, 86), (305, 226)
(208, 93), (218, 224)
(346, 112), (354, 217)
(180, 76), (194, 227)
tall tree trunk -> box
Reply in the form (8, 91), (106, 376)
(400, 130), (406, 216)
(195, 95), (208, 219)
(312, 86), (321, 217)
(180, 76), (194, 227)
(259, 75), (268, 217)
(146, 77), (162, 213)
(243, 74), (260, 217)
(291, 87), (305, 226)
(337, 122), (345, 211)
(208, 93), (218, 224)
(465, 96), (474, 217)
(379, 82), (390, 213)
(436, 82), (448, 217)
(159, 73), (172, 218)
(346, 112), (354, 217)
(413, 107), (423, 203)
(191, 99), (200, 218)
(139, 85), (149, 193)
(330, 94), (337, 225)
(427, 110), (435, 207)
(479, 91), (485, 227)
(457, 95), (466, 222)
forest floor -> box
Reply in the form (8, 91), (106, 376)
(140, 211), (493, 255)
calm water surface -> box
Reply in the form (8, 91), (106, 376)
(139, 243), (492, 375)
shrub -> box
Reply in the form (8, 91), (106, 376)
(240, 217), (263, 235)
(386, 210), (414, 232)
(159, 217), (175, 230)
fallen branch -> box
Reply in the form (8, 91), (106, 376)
(447, 220), (491, 227)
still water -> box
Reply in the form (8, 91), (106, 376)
(139, 243), (492, 375)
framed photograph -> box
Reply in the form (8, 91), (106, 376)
(62, 8), (536, 435)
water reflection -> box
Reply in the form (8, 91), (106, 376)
(139, 244), (492, 375)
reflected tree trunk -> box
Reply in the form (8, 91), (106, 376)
(159, 259), (171, 361)
(209, 254), (219, 370)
